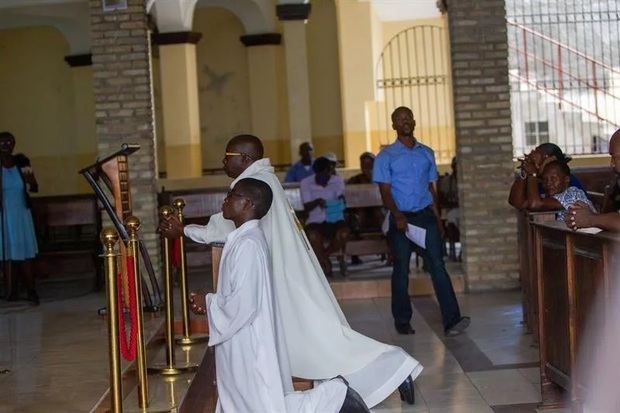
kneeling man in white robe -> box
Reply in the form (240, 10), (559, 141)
(188, 178), (370, 413)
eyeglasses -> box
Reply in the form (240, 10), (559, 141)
(225, 152), (255, 160)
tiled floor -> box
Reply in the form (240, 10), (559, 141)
(340, 292), (549, 412)
(1, 273), (558, 412)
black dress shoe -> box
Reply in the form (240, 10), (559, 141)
(336, 378), (371, 413)
(398, 375), (415, 405)
(351, 256), (363, 265)
(445, 316), (470, 337)
(395, 323), (415, 335)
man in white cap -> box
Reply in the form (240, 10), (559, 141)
(322, 152), (338, 175)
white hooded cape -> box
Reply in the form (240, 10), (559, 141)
(185, 158), (423, 408)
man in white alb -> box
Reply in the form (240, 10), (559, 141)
(161, 135), (422, 407)
(187, 178), (369, 412)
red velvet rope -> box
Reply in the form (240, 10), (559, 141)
(117, 256), (138, 361)
(171, 238), (181, 269)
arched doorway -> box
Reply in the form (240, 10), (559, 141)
(375, 25), (455, 164)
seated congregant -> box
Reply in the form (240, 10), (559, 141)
(346, 152), (385, 265)
(438, 157), (460, 261)
(509, 143), (584, 210)
(300, 157), (350, 277)
(512, 159), (595, 220)
(322, 152), (339, 175)
(348, 152), (375, 185)
(284, 142), (314, 183)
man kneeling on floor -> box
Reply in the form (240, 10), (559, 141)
(188, 178), (370, 413)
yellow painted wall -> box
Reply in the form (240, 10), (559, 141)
(0, 26), (96, 195)
(306, 0), (344, 159)
(193, 8), (252, 171)
(336, 0), (379, 166)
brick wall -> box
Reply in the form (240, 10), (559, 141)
(447, 0), (519, 290)
(89, 1), (161, 284)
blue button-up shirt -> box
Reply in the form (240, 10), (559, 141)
(373, 139), (439, 212)
(285, 161), (314, 183)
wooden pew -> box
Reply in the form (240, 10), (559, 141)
(30, 194), (102, 287)
(516, 210), (557, 342)
(572, 166), (613, 194)
(532, 220), (619, 409)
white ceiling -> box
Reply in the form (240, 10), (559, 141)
(369, 0), (440, 21)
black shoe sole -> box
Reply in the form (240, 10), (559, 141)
(398, 376), (415, 405)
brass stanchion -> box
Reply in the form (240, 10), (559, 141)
(125, 217), (149, 408)
(149, 206), (198, 376)
(173, 198), (208, 345)
(101, 228), (123, 413)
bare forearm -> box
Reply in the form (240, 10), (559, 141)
(508, 178), (526, 208)
(590, 213), (620, 232)
(304, 199), (323, 212)
(429, 183), (443, 220)
(378, 184), (400, 216)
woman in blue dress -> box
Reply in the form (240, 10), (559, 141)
(0, 132), (39, 305)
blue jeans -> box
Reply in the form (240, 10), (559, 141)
(388, 207), (462, 330)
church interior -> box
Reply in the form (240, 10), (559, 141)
(1, 0), (619, 412)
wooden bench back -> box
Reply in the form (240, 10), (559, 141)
(160, 182), (384, 220)
(31, 194), (99, 228)
(572, 166), (613, 193)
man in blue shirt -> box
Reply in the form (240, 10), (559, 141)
(373, 106), (469, 336)
(285, 142), (314, 183)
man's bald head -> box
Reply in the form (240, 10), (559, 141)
(227, 134), (264, 160)
(610, 129), (620, 154)
(222, 134), (264, 178)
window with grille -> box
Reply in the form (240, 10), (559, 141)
(591, 135), (609, 154)
(524, 121), (549, 147)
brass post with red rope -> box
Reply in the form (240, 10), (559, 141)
(125, 216), (149, 408)
(101, 228), (123, 413)
(173, 198), (208, 346)
(149, 206), (198, 376)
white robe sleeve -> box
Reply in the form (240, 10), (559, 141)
(206, 241), (263, 346)
(183, 212), (236, 244)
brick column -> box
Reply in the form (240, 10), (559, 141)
(446, 0), (519, 290)
(89, 0), (160, 280)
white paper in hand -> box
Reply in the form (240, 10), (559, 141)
(406, 224), (426, 249)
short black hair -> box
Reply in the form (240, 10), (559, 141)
(543, 160), (571, 177)
(359, 152), (375, 162)
(0, 131), (15, 142)
(233, 178), (273, 219)
(538, 143), (571, 163)
(228, 134), (264, 160)
(312, 156), (332, 174)
(391, 106), (413, 123)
